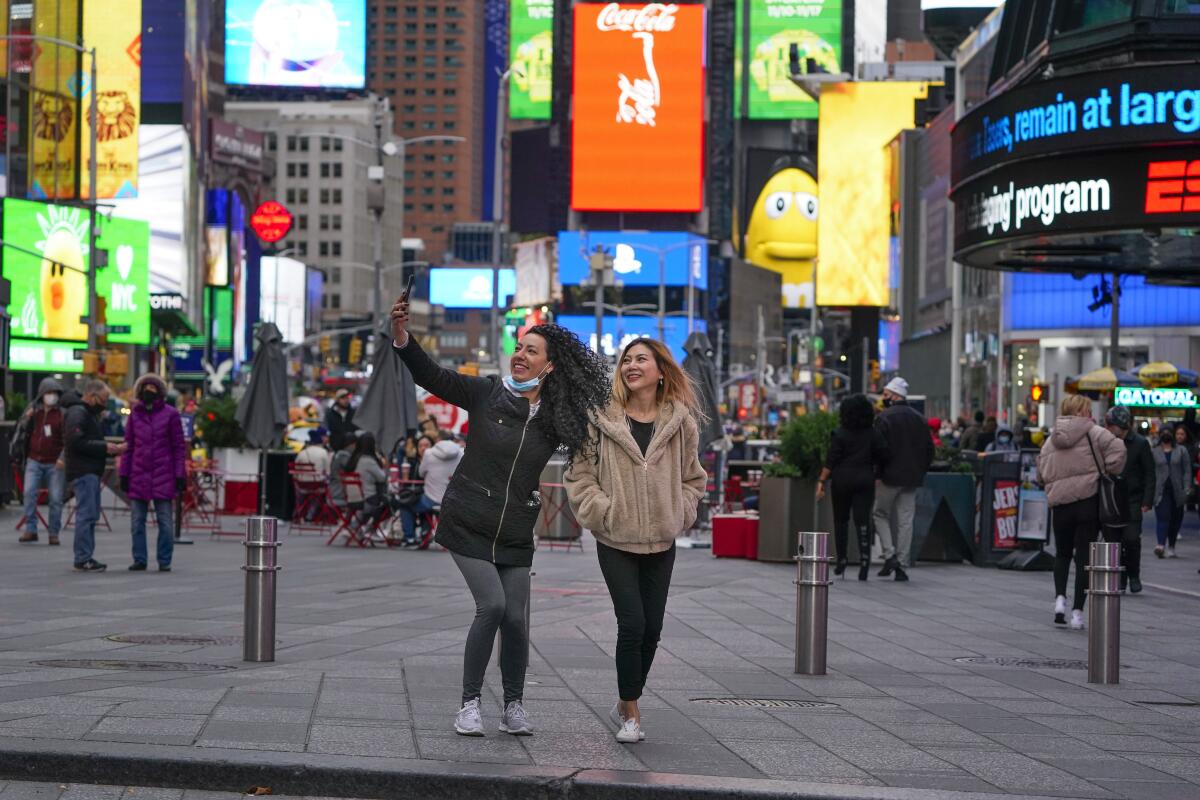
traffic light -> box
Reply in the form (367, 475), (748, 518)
(319, 335), (330, 354)
(1031, 383), (1048, 403)
(348, 337), (362, 364)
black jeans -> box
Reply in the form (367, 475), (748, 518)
(596, 541), (676, 702)
(1052, 495), (1099, 611)
(1103, 504), (1143, 580)
(832, 480), (874, 563)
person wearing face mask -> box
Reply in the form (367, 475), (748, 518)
(64, 380), (127, 572)
(985, 424), (1020, 455)
(872, 377), (935, 582)
(390, 293), (610, 738)
(564, 339), (707, 744)
(1152, 426), (1192, 559)
(118, 374), (187, 572)
(14, 378), (67, 545)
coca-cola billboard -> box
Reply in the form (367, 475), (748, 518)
(572, 3), (706, 212)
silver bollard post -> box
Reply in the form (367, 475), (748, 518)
(243, 517), (281, 662)
(794, 531), (832, 675)
(1086, 541), (1121, 685)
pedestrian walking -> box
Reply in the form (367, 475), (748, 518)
(872, 377), (934, 582)
(324, 388), (358, 450)
(1152, 428), (1192, 559)
(119, 374), (186, 572)
(564, 339), (707, 744)
(1103, 406), (1154, 593)
(13, 378), (66, 545)
(1036, 394), (1125, 630)
(815, 394), (888, 581)
(65, 380), (126, 572)
(390, 293), (609, 738)
(397, 430), (461, 547)
(975, 416), (999, 453)
(984, 424), (1020, 455)
(959, 410), (984, 452)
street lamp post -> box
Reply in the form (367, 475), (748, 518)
(490, 67), (516, 370)
(2, 35), (99, 351)
(297, 123), (463, 337)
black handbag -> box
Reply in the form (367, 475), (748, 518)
(1087, 431), (1125, 531)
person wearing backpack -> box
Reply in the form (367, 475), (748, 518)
(1036, 394), (1125, 630)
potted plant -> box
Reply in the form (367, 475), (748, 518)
(756, 412), (838, 562)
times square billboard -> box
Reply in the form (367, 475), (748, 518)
(571, 3), (707, 212)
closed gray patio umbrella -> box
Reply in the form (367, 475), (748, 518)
(235, 322), (289, 513)
(355, 326), (419, 461)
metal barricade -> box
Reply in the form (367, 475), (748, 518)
(1086, 541), (1121, 684)
(794, 531), (832, 675)
(243, 517), (280, 662)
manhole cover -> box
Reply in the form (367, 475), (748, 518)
(955, 656), (1088, 670)
(33, 659), (236, 672)
(106, 634), (243, 646)
(691, 698), (839, 709)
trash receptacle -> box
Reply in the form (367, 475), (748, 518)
(536, 458), (581, 543)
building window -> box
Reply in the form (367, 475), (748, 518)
(266, 133), (277, 151)
(421, 104), (437, 113)
(403, 88), (416, 96)
(404, 22), (416, 32)
(404, 203), (414, 211)
(318, 189), (343, 204)
(444, 88), (456, 96)
(331, 267), (342, 283)
(297, 214), (308, 230)
(296, 241), (308, 256)
(442, 203), (455, 212)
(286, 162), (309, 178)
(424, 22), (437, 32)
(331, 294), (341, 309)
(331, 241), (342, 257)
(286, 135), (296, 152)
(441, 332), (467, 349)
(422, 186), (434, 196)
(319, 242), (329, 257)
(442, 187), (454, 196)
(421, 203), (434, 212)
(422, 170), (434, 179)
(331, 215), (342, 231)
(444, 310), (464, 323)
(319, 162), (343, 178)
(423, 154), (436, 163)
(442, 154), (455, 164)
(444, 121), (456, 130)
(319, 214), (329, 231)
(444, 72), (457, 82)
(443, 104), (457, 113)
(422, 121), (436, 130)
(425, 4), (438, 16)
(423, 55), (436, 67)
(423, 71), (437, 81)
(443, 56), (462, 67)
(442, 170), (454, 179)
(402, 120), (416, 130)
(403, 55), (416, 66)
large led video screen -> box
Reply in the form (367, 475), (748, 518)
(557, 231), (708, 290)
(571, 3), (707, 212)
(510, 0), (553, 119)
(429, 268), (517, 309)
(225, 0), (367, 89)
(734, 0), (843, 120)
(817, 82), (927, 306)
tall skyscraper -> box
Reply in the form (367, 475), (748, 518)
(367, 1), (487, 262)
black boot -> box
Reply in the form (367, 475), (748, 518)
(878, 556), (897, 578)
(857, 524), (871, 581)
(834, 559), (848, 577)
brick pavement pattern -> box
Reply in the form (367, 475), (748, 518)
(1, 507), (1199, 799)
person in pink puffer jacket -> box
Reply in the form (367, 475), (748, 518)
(1037, 394), (1125, 630)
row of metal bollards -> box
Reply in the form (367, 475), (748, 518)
(792, 533), (1122, 685)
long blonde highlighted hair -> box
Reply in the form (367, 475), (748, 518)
(612, 338), (704, 419)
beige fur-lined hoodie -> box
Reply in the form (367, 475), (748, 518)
(565, 399), (708, 554)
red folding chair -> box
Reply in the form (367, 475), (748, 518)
(12, 462), (50, 534)
(416, 506), (439, 550)
(288, 463), (334, 535)
(326, 473), (370, 547)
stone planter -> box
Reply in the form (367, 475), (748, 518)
(756, 476), (834, 562)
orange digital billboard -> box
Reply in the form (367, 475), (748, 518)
(571, 3), (706, 212)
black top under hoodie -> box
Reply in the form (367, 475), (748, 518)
(875, 401), (935, 488)
(63, 393), (108, 482)
(394, 336), (558, 567)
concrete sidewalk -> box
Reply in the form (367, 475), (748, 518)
(0, 505), (1199, 800)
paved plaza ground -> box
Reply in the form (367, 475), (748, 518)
(0, 503), (1199, 800)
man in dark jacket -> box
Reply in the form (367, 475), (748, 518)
(1105, 406), (1155, 594)
(64, 380), (126, 572)
(324, 388), (358, 451)
(15, 377), (66, 545)
(872, 377), (934, 581)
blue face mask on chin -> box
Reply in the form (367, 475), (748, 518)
(504, 365), (549, 393)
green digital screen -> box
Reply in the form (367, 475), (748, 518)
(734, 0), (843, 120)
(509, 0), (553, 120)
(3, 198), (151, 359)
(9, 339), (84, 373)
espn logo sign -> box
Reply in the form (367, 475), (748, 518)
(1145, 159), (1200, 213)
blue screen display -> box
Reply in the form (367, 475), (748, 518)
(555, 315), (707, 361)
(225, 0), (366, 89)
(557, 231), (708, 290)
(1006, 273), (1200, 330)
(143, 0), (185, 104)
(429, 268), (516, 309)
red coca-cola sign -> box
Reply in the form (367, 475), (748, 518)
(250, 201), (293, 244)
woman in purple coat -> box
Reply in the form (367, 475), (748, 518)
(119, 374), (186, 571)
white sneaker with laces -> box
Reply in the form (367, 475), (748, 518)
(499, 700), (533, 735)
(1054, 595), (1068, 625)
(454, 698), (484, 736)
(616, 716), (643, 743)
(1069, 609), (1085, 630)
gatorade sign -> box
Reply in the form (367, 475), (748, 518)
(1113, 386), (1198, 409)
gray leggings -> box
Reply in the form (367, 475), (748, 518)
(451, 551), (530, 705)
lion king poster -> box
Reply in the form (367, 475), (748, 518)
(28, 0), (80, 200)
(82, 0), (141, 199)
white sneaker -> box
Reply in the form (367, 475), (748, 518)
(609, 702), (645, 739)
(1054, 595), (1068, 625)
(1069, 609), (1085, 630)
(454, 698), (484, 736)
(499, 699), (533, 735)
(1168, 547), (1178, 559)
(616, 716), (643, 743)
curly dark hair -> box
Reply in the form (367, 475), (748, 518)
(839, 393), (876, 431)
(525, 324), (611, 463)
